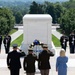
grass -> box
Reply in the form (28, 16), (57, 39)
(56, 28), (62, 33)
(52, 34), (60, 47)
(9, 28), (18, 35)
(2, 28), (18, 39)
(11, 34), (60, 47)
(11, 34), (23, 46)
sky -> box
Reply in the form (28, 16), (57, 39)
(0, 0), (69, 2)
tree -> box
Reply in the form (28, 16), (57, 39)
(45, 3), (56, 23)
(0, 8), (15, 35)
(11, 6), (29, 24)
(37, 4), (45, 14)
(62, 0), (75, 9)
(54, 3), (64, 23)
(59, 8), (75, 35)
(29, 1), (45, 14)
(14, 11), (22, 24)
(29, 1), (38, 14)
(69, 0), (75, 2)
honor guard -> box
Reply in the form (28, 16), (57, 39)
(23, 48), (37, 75)
(69, 31), (75, 53)
(3, 33), (11, 53)
(60, 33), (68, 51)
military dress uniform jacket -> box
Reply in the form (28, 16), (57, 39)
(3, 35), (11, 46)
(7, 50), (25, 69)
(69, 34), (75, 45)
(60, 36), (68, 47)
(23, 54), (37, 73)
(38, 50), (54, 70)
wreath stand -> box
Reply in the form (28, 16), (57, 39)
(29, 39), (44, 57)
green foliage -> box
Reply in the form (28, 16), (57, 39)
(29, 1), (38, 14)
(45, 2), (56, 23)
(11, 34), (60, 47)
(29, 1), (45, 14)
(62, 0), (75, 9)
(59, 8), (75, 35)
(9, 29), (18, 35)
(52, 34), (60, 47)
(0, 8), (15, 35)
(11, 34), (23, 46)
(44, 2), (64, 23)
(69, 0), (75, 2)
(54, 3), (65, 23)
(29, 1), (64, 23)
(0, 1), (29, 24)
(14, 11), (22, 24)
(11, 6), (29, 24)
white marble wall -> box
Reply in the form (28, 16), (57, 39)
(21, 14), (53, 54)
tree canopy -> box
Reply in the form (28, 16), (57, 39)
(59, 8), (75, 35)
(0, 8), (15, 35)
(29, 1), (44, 14)
(0, 0), (75, 35)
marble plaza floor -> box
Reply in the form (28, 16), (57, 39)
(0, 26), (75, 75)
(0, 47), (75, 75)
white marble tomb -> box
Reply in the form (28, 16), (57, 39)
(20, 14), (55, 54)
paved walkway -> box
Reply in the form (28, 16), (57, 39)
(1, 29), (23, 50)
(11, 29), (23, 42)
(52, 26), (75, 75)
(0, 26), (75, 75)
(52, 26), (62, 39)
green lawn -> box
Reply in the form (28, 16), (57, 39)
(11, 34), (60, 47)
(9, 28), (18, 35)
(52, 34), (60, 47)
(56, 28), (62, 34)
(2, 29), (18, 39)
(11, 34), (23, 46)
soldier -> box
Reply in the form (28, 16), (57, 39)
(23, 48), (37, 75)
(69, 31), (75, 53)
(0, 34), (2, 53)
(60, 33), (68, 51)
(3, 33), (11, 53)
(7, 44), (25, 75)
(38, 44), (54, 75)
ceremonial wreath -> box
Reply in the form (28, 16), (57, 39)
(29, 39), (44, 48)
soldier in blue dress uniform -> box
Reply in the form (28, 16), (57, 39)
(69, 31), (75, 53)
(3, 33), (11, 53)
(60, 33), (68, 51)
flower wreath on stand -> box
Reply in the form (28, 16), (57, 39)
(29, 39), (44, 48)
